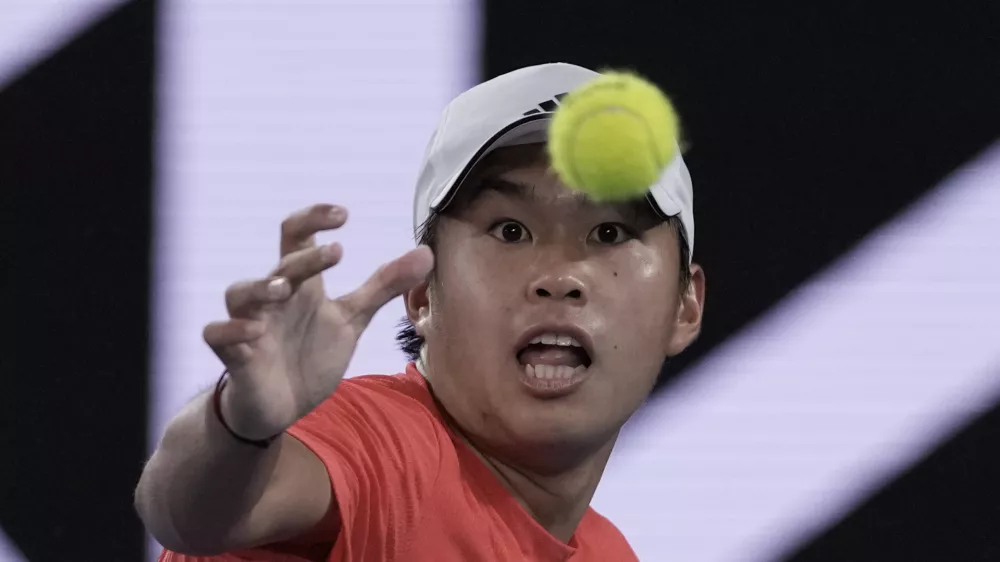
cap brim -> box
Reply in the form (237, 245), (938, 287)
(430, 114), (551, 211)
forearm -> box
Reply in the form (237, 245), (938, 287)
(135, 390), (283, 554)
(133, 203), (417, 554)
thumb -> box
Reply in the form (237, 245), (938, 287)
(338, 245), (434, 331)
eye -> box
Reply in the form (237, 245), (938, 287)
(489, 220), (532, 243)
(589, 223), (635, 245)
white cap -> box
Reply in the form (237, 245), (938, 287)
(412, 62), (695, 256)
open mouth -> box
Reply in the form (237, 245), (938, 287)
(516, 332), (593, 382)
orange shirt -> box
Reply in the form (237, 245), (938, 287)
(160, 364), (638, 562)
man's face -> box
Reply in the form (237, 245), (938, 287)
(408, 143), (704, 466)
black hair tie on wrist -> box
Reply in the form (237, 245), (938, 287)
(212, 371), (280, 449)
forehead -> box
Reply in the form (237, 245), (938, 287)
(451, 143), (661, 222)
(465, 143), (552, 190)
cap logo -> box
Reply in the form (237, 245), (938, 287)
(522, 92), (569, 116)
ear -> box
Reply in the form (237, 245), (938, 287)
(404, 276), (432, 336)
(666, 264), (706, 356)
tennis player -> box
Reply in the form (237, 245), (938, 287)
(136, 62), (705, 561)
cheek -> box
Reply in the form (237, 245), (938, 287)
(602, 253), (679, 352)
(447, 242), (518, 312)
(431, 240), (520, 357)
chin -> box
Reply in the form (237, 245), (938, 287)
(503, 396), (615, 450)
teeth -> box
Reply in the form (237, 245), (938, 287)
(529, 333), (582, 347)
(524, 364), (587, 380)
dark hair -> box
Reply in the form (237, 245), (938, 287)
(395, 211), (692, 362)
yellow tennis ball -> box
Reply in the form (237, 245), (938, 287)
(548, 71), (679, 201)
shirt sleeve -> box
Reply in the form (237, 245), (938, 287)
(158, 544), (328, 562)
(284, 376), (444, 559)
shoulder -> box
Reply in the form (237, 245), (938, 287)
(335, 368), (437, 410)
(285, 363), (448, 492)
(292, 365), (441, 441)
(281, 365), (451, 557)
(576, 508), (638, 560)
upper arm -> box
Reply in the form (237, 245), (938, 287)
(164, 378), (443, 560)
(155, 433), (338, 562)
(243, 433), (339, 546)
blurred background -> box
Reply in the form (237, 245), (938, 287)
(3, 0), (1000, 560)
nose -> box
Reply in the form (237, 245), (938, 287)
(527, 273), (588, 305)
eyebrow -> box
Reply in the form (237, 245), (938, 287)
(479, 176), (590, 206)
(477, 176), (649, 224)
(480, 176), (544, 199)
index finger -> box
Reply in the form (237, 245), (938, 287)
(338, 246), (434, 332)
(279, 204), (348, 257)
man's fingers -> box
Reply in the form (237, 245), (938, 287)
(273, 243), (343, 287)
(279, 204), (348, 257)
(203, 319), (265, 366)
(204, 319), (266, 346)
(338, 245), (435, 330)
(226, 243), (341, 317)
(225, 277), (292, 317)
